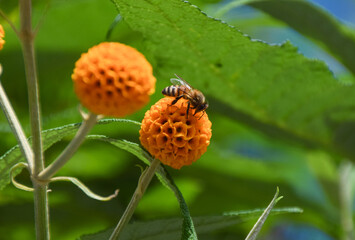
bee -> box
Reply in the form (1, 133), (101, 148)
(162, 74), (208, 119)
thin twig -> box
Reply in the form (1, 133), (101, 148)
(109, 158), (161, 240)
(0, 8), (20, 36)
(38, 112), (98, 180)
(33, 1), (51, 36)
(0, 77), (34, 171)
(339, 161), (354, 240)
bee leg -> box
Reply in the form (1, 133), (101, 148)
(171, 95), (184, 105)
(198, 111), (205, 120)
(186, 101), (191, 118)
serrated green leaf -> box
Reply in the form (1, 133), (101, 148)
(0, 119), (140, 190)
(112, 0), (355, 161)
(80, 207), (302, 240)
(0, 123), (79, 190)
(88, 135), (198, 240)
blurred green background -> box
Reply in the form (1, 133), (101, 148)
(0, 0), (354, 239)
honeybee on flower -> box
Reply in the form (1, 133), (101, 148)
(162, 74), (208, 119)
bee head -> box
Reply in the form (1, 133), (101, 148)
(201, 102), (208, 111)
(194, 102), (209, 114)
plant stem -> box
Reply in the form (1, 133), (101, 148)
(0, 9), (20, 36)
(109, 158), (161, 240)
(339, 161), (354, 240)
(32, 182), (50, 240)
(19, 0), (44, 175)
(38, 112), (98, 180)
(0, 80), (34, 171)
(19, 0), (48, 239)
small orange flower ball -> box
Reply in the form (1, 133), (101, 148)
(72, 42), (156, 117)
(139, 97), (212, 169)
(0, 24), (5, 50)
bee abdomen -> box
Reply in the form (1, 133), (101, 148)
(162, 85), (180, 97)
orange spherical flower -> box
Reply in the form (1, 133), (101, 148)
(139, 97), (212, 169)
(72, 42), (156, 117)
(0, 24), (5, 50)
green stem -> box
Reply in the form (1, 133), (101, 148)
(32, 182), (50, 240)
(38, 112), (98, 180)
(19, 0), (43, 174)
(19, 0), (48, 239)
(109, 158), (161, 240)
(0, 79), (34, 171)
(0, 9), (20, 36)
(339, 161), (354, 240)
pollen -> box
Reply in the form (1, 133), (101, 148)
(0, 25), (5, 50)
(139, 97), (212, 169)
(72, 42), (156, 117)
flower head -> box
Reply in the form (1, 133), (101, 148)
(139, 97), (212, 169)
(72, 42), (156, 117)
(0, 25), (5, 50)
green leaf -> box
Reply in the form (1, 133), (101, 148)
(245, 187), (282, 240)
(242, 0), (355, 76)
(80, 207), (302, 240)
(112, 0), (355, 161)
(0, 119), (140, 190)
(88, 135), (198, 240)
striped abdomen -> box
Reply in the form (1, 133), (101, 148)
(162, 85), (186, 97)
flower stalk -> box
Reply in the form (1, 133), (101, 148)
(38, 112), (98, 180)
(0, 75), (34, 171)
(109, 158), (161, 240)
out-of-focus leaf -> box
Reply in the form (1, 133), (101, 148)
(265, 224), (335, 240)
(112, 0), (355, 162)
(88, 135), (198, 240)
(80, 207), (302, 240)
(0, 119), (140, 190)
(193, 114), (336, 218)
(243, 0), (355, 76)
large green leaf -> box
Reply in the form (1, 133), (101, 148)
(0, 119), (140, 190)
(80, 207), (302, 240)
(88, 135), (198, 240)
(112, 0), (355, 161)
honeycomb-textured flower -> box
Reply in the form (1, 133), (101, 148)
(72, 42), (156, 117)
(0, 24), (5, 50)
(139, 97), (212, 169)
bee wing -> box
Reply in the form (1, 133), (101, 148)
(170, 74), (192, 90)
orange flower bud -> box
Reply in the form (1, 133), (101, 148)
(0, 25), (5, 50)
(72, 42), (156, 117)
(139, 97), (212, 169)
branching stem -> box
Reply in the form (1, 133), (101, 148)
(19, 0), (48, 239)
(109, 158), (161, 240)
(0, 8), (20, 36)
(38, 112), (98, 180)
(19, 0), (44, 175)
